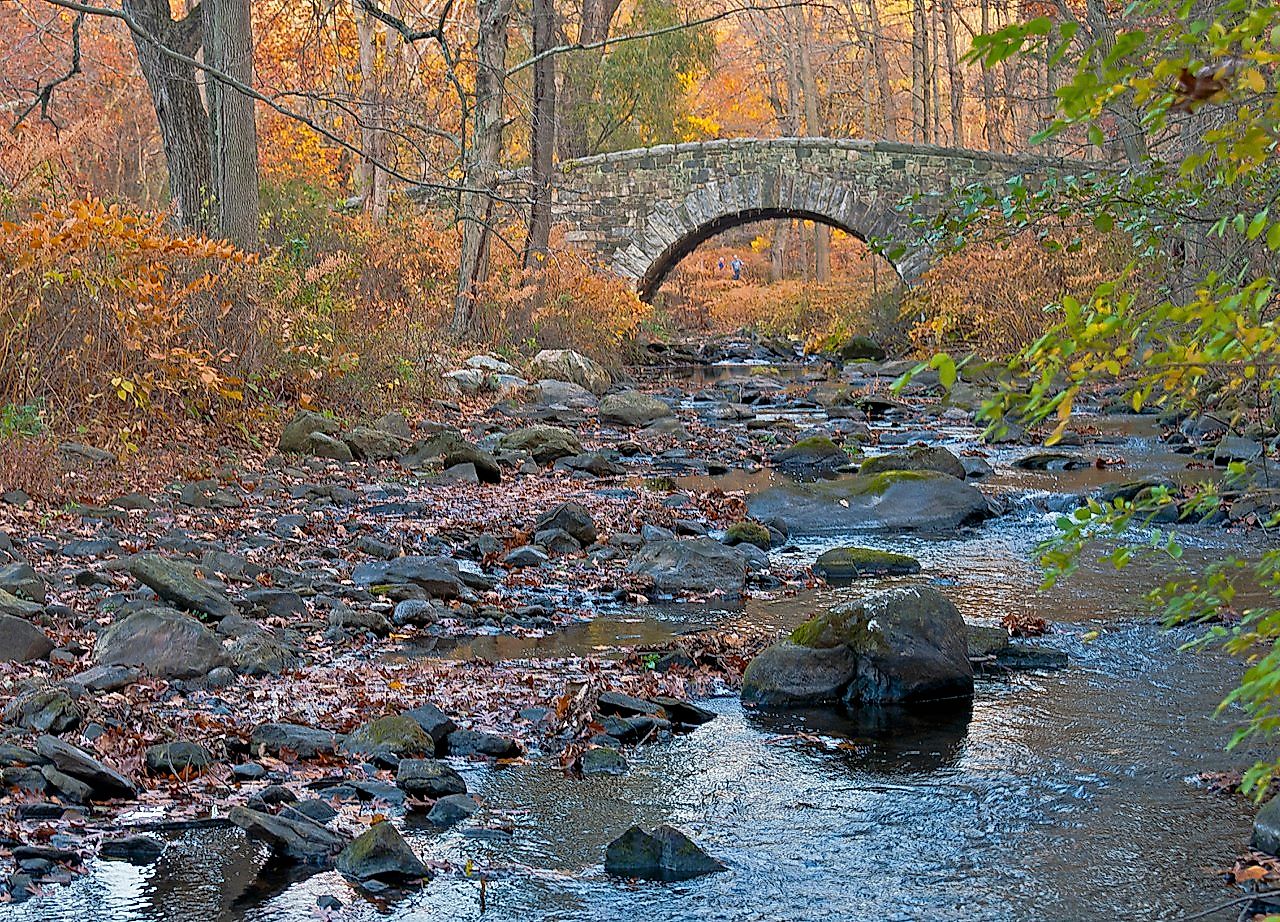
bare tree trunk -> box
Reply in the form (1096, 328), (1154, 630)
(205, 0), (260, 246)
(791, 6), (829, 281)
(863, 0), (896, 140)
(453, 0), (513, 338)
(910, 0), (928, 142)
(123, 0), (213, 233)
(353, 1), (389, 222)
(980, 0), (1005, 151)
(524, 0), (556, 268)
(942, 0), (962, 146)
(770, 220), (789, 282)
(1084, 0), (1148, 165)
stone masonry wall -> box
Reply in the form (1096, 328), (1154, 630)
(552, 137), (1080, 298)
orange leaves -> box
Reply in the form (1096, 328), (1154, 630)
(1002, 612), (1049, 637)
(0, 198), (255, 444)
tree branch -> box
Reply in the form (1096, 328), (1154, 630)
(33, 0), (526, 201)
(12, 10), (84, 131)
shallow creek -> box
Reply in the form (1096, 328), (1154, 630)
(14, 372), (1270, 922)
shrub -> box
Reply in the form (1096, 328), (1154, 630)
(0, 199), (257, 446)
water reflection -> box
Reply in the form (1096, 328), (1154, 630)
(746, 701), (974, 774)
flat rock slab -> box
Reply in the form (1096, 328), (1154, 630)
(127, 554), (237, 620)
(36, 735), (138, 799)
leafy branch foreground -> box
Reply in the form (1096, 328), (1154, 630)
(902, 0), (1280, 796)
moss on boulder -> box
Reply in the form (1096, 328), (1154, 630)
(858, 445), (966, 480)
(723, 521), (772, 551)
(812, 547), (921, 582)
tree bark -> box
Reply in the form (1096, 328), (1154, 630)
(204, 0), (260, 246)
(453, 0), (513, 338)
(942, 0), (962, 146)
(791, 5), (829, 281)
(353, 1), (389, 223)
(910, 0), (928, 142)
(523, 0), (556, 268)
(979, 0), (1005, 150)
(122, 0), (213, 234)
(862, 0), (897, 141)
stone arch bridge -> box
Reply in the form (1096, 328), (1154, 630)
(552, 138), (1086, 300)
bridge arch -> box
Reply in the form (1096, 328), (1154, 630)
(552, 138), (1074, 301)
(635, 207), (874, 301)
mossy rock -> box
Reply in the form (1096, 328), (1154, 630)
(847, 469), (936, 495)
(858, 446), (966, 480)
(723, 521), (771, 551)
(340, 715), (432, 757)
(812, 547), (921, 582)
(785, 586), (974, 704)
(836, 335), (887, 362)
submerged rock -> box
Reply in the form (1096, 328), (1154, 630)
(604, 825), (725, 881)
(336, 820), (428, 884)
(747, 470), (990, 535)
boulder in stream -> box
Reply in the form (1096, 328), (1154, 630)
(229, 805), (349, 864)
(599, 390), (673, 428)
(627, 537), (754, 596)
(335, 820), (429, 884)
(604, 825), (725, 881)
(742, 585), (973, 709)
(747, 470), (991, 535)
(859, 445), (966, 480)
(812, 547), (921, 582)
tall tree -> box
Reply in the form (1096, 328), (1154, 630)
(205, 0), (260, 246)
(523, 0), (556, 268)
(121, 0), (213, 233)
(453, 0), (513, 336)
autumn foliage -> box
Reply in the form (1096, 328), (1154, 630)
(0, 200), (258, 445)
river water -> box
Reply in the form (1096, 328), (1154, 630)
(11, 372), (1268, 922)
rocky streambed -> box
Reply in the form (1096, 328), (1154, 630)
(0, 337), (1274, 920)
